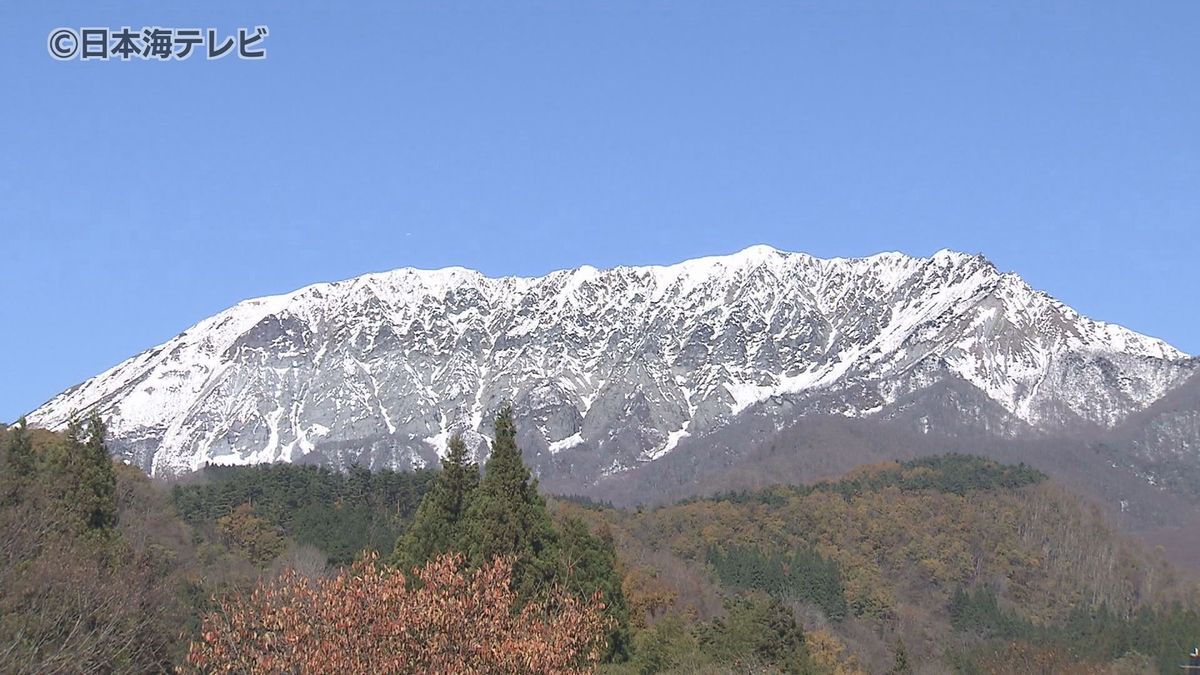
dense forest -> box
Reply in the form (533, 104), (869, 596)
(1, 415), (1198, 673)
(566, 455), (1200, 673)
(171, 463), (436, 565)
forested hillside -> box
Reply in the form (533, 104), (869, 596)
(0, 416), (254, 672)
(2, 417), (1198, 673)
(171, 464), (435, 565)
(566, 455), (1200, 673)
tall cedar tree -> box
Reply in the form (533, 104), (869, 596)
(463, 406), (558, 599)
(394, 433), (479, 570)
(49, 412), (117, 530)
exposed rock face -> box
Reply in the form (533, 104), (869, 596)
(25, 246), (1195, 486)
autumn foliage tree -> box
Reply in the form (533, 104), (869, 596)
(217, 503), (286, 565)
(186, 551), (611, 674)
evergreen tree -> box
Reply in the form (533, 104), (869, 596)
(888, 638), (912, 675)
(699, 593), (813, 673)
(4, 417), (34, 478)
(707, 544), (847, 621)
(394, 433), (479, 570)
(462, 406), (558, 599)
(171, 463), (435, 565)
(81, 412), (118, 529)
(557, 517), (631, 662)
(48, 412), (117, 530)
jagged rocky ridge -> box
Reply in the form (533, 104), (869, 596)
(25, 246), (1196, 485)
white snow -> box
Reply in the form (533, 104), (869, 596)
(548, 433), (584, 454)
(24, 244), (1194, 477)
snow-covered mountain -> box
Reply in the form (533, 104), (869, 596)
(25, 245), (1196, 481)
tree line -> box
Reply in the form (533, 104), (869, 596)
(4, 411), (1197, 673)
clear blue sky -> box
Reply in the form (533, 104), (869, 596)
(1, 2), (1197, 421)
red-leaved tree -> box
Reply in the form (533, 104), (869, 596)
(185, 551), (609, 674)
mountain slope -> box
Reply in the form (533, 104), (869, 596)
(566, 455), (1200, 673)
(25, 246), (1194, 481)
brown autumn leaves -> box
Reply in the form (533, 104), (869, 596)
(184, 551), (611, 674)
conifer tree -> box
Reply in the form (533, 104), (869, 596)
(4, 417), (34, 478)
(699, 593), (812, 673)
(888, 638), (911, 675)
(462, 406), (558, 599)
(558, 517), (632, 661)
(49, 412), (117, 530)
(394, 433), (479, 570)
(82, 412), (118, 529)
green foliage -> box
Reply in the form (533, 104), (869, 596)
(463, 405), (559, 598)
(949, 587), (1200, 672)
(393, 433), (479, 571)
(707, 544), (847, 621)
(287, 503), (377, 564)
(171, 463), (434, 565)
(3, 417), (34, 479)
(698, 593), (815, 674)
(888, 638), (911, 675)
(42, 413), (117, 531)
(557, 494), (618, 510)
(558, 517), (632, 662)
(822, 454), (1046, 500)
(948, 586), (1027, 638)
(392, 409), (631, 662)
(626, 615), (702, 674)
(615, 596), (817, 674)
(1042, 603), (1200, 672)
(700, 454), (1045, 506)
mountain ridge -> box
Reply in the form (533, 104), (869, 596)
(25, 245), (1196, 486)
